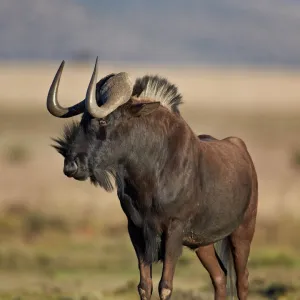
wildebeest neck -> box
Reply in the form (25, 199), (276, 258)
(88, 108), (200, 204)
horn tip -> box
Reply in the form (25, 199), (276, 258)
(93, 56), (99, 74)
(58, 60), (65, 71)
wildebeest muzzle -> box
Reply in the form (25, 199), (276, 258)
(63, 160), (78, 177)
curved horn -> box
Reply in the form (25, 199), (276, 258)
(47, 60), (85, 118)
(85, 57), (133, 119)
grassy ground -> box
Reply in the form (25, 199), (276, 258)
(1, 63), (300, 299)
(0, 211), (299, 300)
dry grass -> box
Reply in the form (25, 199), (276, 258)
(0, 62), (300, 299)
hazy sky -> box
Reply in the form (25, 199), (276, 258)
(2, 0), (300, 66)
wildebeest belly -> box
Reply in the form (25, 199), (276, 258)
(182, 216), (242, 249)
(182, 182), (252, 248)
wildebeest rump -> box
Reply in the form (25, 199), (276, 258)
(47, 58), (258, 300)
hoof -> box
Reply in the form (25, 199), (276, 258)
(160, 288), (172, 300)
(138, 287), (149, 300)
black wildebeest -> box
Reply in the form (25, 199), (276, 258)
(47, 58), (258, 300)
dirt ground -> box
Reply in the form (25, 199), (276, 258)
(0, 62), (300, 299)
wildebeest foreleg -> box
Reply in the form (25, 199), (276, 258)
(127, 221), (153, 300)
(158, 222), (184, 300)
(196, 245), (227, 300)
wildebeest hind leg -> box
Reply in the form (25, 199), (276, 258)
(229, 213), (256, 300)
(128, 221), (153, 300)
(195, 245), (227, 300)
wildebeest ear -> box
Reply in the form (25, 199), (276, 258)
(129, 101), (160, 117)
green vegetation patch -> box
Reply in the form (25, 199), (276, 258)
(249, 248), (300, 268)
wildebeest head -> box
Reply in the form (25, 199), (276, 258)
(47, 57), (133, 181)
(47, 58), (183, 186)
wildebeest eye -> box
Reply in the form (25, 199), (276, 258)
(99, 119), (107, 126)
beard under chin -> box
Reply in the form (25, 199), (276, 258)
(89, 168), (117, 192)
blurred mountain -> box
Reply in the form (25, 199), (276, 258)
(1, 0), (300, 66)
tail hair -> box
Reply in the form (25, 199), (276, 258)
(214, 237), (237, 299)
